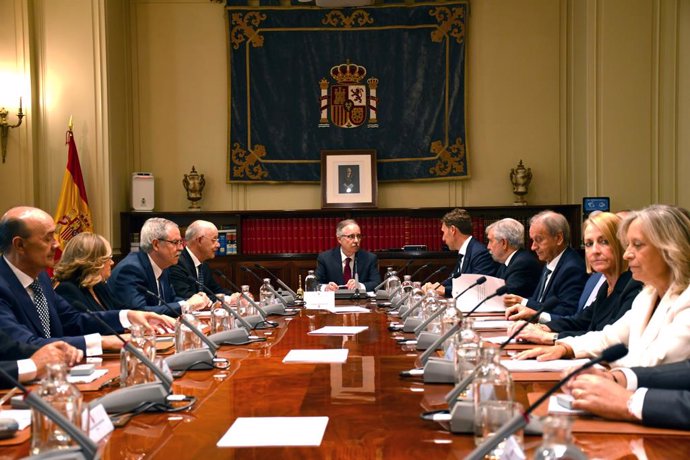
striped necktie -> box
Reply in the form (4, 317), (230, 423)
(29, 280), (51, 338)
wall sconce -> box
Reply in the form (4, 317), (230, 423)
(0, 98), (25, 163)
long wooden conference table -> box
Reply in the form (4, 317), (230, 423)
(3, 300), (690, 459)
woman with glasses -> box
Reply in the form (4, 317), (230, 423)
(54, 233), (126, 311)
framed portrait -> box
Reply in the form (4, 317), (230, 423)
(321, 150), (377, 209)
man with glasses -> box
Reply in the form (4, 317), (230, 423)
(169, 220), (231, 298)
(316, 219), (381, 292)
(0, 207), (174, 356)
(109, 217), (209, 316)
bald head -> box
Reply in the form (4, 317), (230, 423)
(185, 220), (220, 262)
(0, 206), (58, 278)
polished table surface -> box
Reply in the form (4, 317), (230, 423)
(4, 301), (690, 459)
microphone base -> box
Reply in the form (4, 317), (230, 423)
(90, 382), (169, 414)
(244, 314), (267, 329)
(423, 358), (455, 384)
(262, 303), (295, 316)
(415, 331), (443, 351)
(375, 290), (389, 301)
(446, 401), (543, 435)
(164, 348), (215, 371)
(402, 318), (422, 333)
(208, 328), (252, 345)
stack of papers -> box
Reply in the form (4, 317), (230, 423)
(500, 358), (591, 373)
(473, 320), (512, 330)
(282, 349), (349, 363)
(67, 369), (109, 384)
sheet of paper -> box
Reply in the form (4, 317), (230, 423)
(331, 306), (370, 314)
(473, 320), (512, 330)
(453, 274), (507, 313)
(283, 349), (349, 364)
(547, 395), (585, 415)
(308, 326), (368, 335)
(482, 335), (516, 345)
(304, 291), (335, 309)
(217, 416), (328, 447)
(66, 368), (108, 384)
(0, 409), (31, 430)
(500, 358), (591, 373)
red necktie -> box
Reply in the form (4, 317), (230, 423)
(343, 257), (352, 284)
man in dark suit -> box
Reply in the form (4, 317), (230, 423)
(569, 360), (690, 430)
(169, 220), (230, 298)
(0, 207), (173, 356)
(109, 217), (209, 316)
(424, 208), (498, 297)
(0, 331), (81, 388)
(504, 210), (587, 322)
(486, 218), (541, 298)
(316, 219), (381, 292)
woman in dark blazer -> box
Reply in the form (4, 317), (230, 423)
(510, 212), (642, 344)
(54, 233), (126, 311)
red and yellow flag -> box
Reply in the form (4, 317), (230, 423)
(53, 126), (93, 263)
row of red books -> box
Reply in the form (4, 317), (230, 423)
(241, 216), (492, 255)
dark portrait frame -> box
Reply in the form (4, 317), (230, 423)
(321, 150), (377, 209)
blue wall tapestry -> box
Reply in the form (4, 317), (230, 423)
(227, 1), (468, 183)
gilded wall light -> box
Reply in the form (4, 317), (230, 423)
(0, 98), (25, 163)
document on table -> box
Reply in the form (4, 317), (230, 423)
(500, 358), (591, 373)
(453, 274), (506, 313)
(330, 305), (370, 314)
(217, 416), (329, 447)
(308, 326), (368, 335)
(67, 369), (108, 384)
(0, 409), (31, 429)
(482, 335), (516, 345)
(473, 320), (512, 330)
(283, 349), (349, 364)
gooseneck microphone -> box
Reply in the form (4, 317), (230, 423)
(399, 267), (449, 321)
(407, 263), (430, 281)
(444, 297), (559, 405)
(466, 344), (629, 460)
(0, 366), (98, 459)
(238, 267), (292, 317)
(397, 259), (414, 276)
(71, 301), (172, 414)
(185, 275), (274, 332)
(254, 263), (297, 300)
(414, 276), (487, 336)
(135, 285), (218, 354)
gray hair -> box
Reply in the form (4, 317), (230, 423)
(530, 210), (570, 246)
(140, 217), (178, 253)
(486, 218), (524, 249)
(336, 219), (359, 237)
(185, 220), (216, 240)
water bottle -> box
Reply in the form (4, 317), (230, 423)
(31, 363), (87, 455)
(175, 305), (202, 353)
(121, 323), (157, 386)
(402, 274), (413, 293)
(420, 289), (441, 333)
(211, 300), (233, 333)
(472, 346), (514, 445)
(451, 317), (481, 399)
(304, 270), (318, 292)
(259, 278), (275, 306)
(385, 270), (401, 294)
(533, 415), (587, 460)
(238, 285), (256, 317)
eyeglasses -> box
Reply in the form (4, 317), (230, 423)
(159, 239), (184, 246)
(200, 236), (219, 243)
(340, 234), (363, 240)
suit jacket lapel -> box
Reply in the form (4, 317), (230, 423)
(0, 259), (48, 337)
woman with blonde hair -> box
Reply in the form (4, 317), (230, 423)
(54, 233), (124, 311)
(516, 204), (690, 368)
(509, 212), (642, 344)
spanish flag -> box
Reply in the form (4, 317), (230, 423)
(53, 124), (93, 264)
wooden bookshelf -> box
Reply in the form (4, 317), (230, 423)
(119, 205), (581, 293)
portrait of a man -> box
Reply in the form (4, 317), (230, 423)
(338, 165), (360, 194)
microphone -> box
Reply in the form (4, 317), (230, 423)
(375, 262), (420, 299)
(413, 285), (509, 353)
(414, 276), (487, 337)
(408, 263), (430, 280)
(352, 256), (361, 299)
(187, 275), (273, 330)
(239, 266), (292, 317)
(135, 285), (231, 365)
(466, 344), (628, 460)
(398, 267), (450, 321)
(444, 298), (560, 404)
(397, 259), (414, 276)
(71, 301), (172, 413)
(254, 263), (297, 301)
(0, 366), (98, 458)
